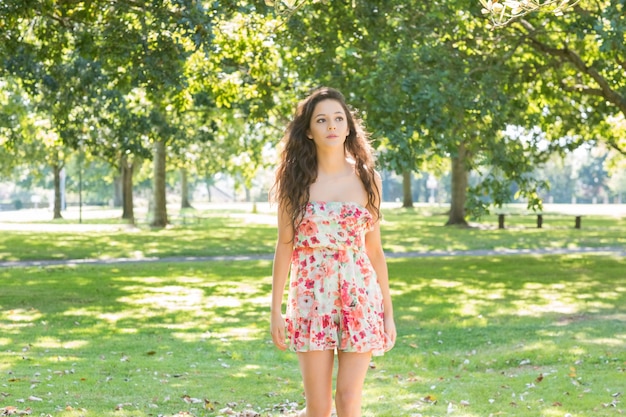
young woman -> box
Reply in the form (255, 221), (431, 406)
(271, 87), (396, 417)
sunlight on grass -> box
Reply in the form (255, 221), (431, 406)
(2, 307), (43, 322)
(577, 335), (626, 347)
(32, 337), (89, 350)
(1, 255), (624, 416)
(2, 207), (625, 263)
(120, 286), (208, 311)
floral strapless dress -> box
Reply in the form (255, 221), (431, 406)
(285, 201), (392, 356)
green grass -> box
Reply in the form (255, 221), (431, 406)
(1, 206), (624, 416)
(1, 207), (624, 262)
(1, 255), (625, 417)
(0, 216), (275, 262)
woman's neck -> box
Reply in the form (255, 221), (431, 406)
(317, 151), (350, 176)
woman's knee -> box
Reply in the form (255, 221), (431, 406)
(304, 400), (333, 417)
(335, 387), (361, 411)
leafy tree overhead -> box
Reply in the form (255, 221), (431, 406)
(1, 1), (282, 226)
(184, 6), (288, 196)
(277, 1), (550, 224)
(481, 0), (626, 157)
(480, 0), (583, 27)
(0, 1), (109, 218)
(3, 0), (622, 225)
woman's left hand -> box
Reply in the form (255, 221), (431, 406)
(384, 315), (397, 350)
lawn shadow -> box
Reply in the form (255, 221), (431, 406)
(1, 255), (624, 416)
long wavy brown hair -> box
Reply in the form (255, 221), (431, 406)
(273, 87), (380, 232)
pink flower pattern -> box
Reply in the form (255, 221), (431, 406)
(285, 201), (392, 356)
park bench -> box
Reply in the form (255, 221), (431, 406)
(496, 213), (583, 229)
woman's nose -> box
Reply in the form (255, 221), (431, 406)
(328, 124), (336, 130)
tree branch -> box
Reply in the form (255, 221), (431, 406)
(517, 19), (626, 116)
(606, 139), (626, 156)
(559, 81), (604, 98)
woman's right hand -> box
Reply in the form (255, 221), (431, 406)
(270, 313), (287, 351)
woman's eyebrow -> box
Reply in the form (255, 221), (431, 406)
(315, 111), (345, 117)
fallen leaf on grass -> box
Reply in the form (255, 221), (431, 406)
(236, 411), (260, 417)
(602, 400), (619, 408)
(422, 395), (437, 405)
(114, 403), (133, 411)
(1, 406), (32, 415)
(204, 399), (215, 411)
(181, 395), (203, 404)
(265, 400), (300, 415)
(568, 366), (577, 377)
(216, 409), (261, 417)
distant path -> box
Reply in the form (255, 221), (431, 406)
(1, 246), (624, 268)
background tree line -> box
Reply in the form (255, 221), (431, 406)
(1, 0), (624, 227)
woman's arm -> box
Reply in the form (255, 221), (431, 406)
(365, 174), (397, 348)
(270, 205), (294, 351)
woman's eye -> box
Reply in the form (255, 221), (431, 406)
(336, 117), (344, 122)
(316, 118), (326, 123)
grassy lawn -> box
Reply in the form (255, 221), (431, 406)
(1, 254), (624, 417)
(0, 206), (624, 262)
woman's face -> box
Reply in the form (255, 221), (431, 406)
(307, 99), (349, 150)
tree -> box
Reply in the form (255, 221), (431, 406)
(578, 148), (610, 203)
(480, 0), (626, 157)
(0, 1), (108, 219)
(480, 0), (583, 27)
(2, 1), (288, 227)
(535, 153), (577, 203)
(271, 1), (550, 225)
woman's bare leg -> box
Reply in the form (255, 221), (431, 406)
(297, 350), (335, 417)
(334, 351), (372, 417)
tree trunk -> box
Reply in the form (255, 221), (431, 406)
(446, 141), (469, 226)
(121, 155), (135, 223)
(113, 175), (123, 207)
(402, 170), (413, 208)
(151, 139), (168, 228)
(205, 177), (213, 203)
(52, 164), (63, 219)
(181, 167), (192, 209)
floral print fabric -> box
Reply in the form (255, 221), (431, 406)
(285, 201), (392, 356)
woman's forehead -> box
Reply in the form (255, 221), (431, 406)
(312, 99), (344, 115)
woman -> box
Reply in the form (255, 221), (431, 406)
(271, 87), (396, 417)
